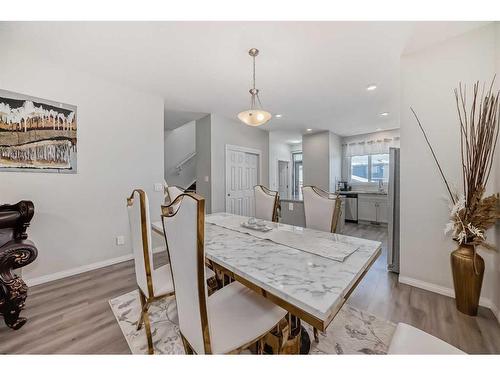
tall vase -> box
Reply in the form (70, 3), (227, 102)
(450, 244), (484, 316)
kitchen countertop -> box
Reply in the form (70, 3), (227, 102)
(280, 190), (387, 203)
(281, 195), (347, 203)
(337, 190), (388, 196)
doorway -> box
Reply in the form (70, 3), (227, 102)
(292, 152), (303, 199)
(225, 145), (261, 216)
(278, 160), (290, 199)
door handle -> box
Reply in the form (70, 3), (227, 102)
(227, 193), (231, 196)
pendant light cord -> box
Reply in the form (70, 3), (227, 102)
(252, 55), (256, 90)
(252, 54), (264, 109)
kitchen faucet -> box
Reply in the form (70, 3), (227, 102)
(378, 180), (384, 192)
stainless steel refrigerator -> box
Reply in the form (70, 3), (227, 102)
(387, 147), (400, 273)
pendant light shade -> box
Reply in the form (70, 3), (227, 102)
(237, 109), (272, 127)
(237, 48), (271, 126)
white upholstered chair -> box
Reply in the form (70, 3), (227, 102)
(127, 189), (215, 354)
(162, 192), (287, 354)
(388, 323), (465, 354)
(254, 185), (280, 222)
(166, 185), (185, 205)
(302, 186), (342, 233)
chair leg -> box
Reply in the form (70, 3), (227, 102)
(139, 290), (154, 354)
(257, 338), (265, 354)
(143, 308), (154, 355)
(137, 291), (146, 330)
(181, 335), (194, 354)
(313, 328), (319, 343)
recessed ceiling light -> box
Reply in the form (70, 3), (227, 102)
(306, 128), (312, 132)
(380, 112), (389, 117)
(366, 84), (377, 91)
(289, 140), (301, 144)
(376, 128), (382, 131)
(275, 114), (282, 118)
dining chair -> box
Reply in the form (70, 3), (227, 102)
(302, 185), (342, 233)
(166, 185), (185, 205)
(127, 189), (215, 354)
(254, 185), (280, 222)
(388, 323), (465, 354)
(161, 192), (287, 354)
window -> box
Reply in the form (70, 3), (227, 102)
(350, 153), (389, 183)
(292, 152), (303, 198)
(351, 155), (369, 182)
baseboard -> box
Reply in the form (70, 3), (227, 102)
(25, 246), (167, 287)
(399, 275), (494, 311)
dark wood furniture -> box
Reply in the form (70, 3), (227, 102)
(0, 201), (38, 330)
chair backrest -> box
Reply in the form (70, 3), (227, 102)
(127, 189), (154, 298)
(161, 193), (211, 354)
(254, 185), (279, 222)
(166, 185), (185, 205)
(302, 186), (342, 233)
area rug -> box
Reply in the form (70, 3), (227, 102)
(109, 290), (396, 355)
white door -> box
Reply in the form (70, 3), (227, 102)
(225, 147), (260, 216)
(278, 160), (289, 199)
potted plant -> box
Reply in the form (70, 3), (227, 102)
(412, 79), (500, 316)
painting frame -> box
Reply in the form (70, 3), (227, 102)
(0, 89), (77, 174)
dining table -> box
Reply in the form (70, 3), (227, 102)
(151, 211), (382, 354)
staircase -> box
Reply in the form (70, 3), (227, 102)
(165, 152), (196, 190)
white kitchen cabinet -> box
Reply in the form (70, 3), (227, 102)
(377, 199), (388, 223)
(358, 196), (377, 222)
(358, 194), (388, 224)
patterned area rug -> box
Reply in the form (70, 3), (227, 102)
(109, 289), (396, 355)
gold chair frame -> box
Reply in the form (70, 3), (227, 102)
(127, 189), (175, 354)
(254, 184), (280, 223)
(165, 185), (186, 204)
(161, 192), (282, 354)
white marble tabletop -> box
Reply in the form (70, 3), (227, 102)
(152, 212), (381, 331)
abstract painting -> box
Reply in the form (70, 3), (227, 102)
(0, 89), (77, 173)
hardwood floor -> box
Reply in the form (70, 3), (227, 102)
(344, 222), (500, 354)
(1, 223), (499, 354)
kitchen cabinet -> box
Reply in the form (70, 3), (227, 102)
(377, 199), (388, 223)
(358, 197), (376, 222)
(358, 194), (388, 224)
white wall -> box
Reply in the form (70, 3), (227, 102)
(269, 131), (295, 195)
(194, 114), (269, 213)
(0, 46), (164, 284)
(195, 115), (212, 213)
(164, 120), (196, 188)
(303, 131), (341, 192)
(400, 24), (498, 311)
(329, 132), (342, 192)
(303, 131), (330, 191)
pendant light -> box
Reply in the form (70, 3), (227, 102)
(237, 48), (272, 126)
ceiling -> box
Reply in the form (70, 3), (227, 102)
(270, 130), (304, 145)
(0, 21), (488, 136)
(164, 110), (207, 130)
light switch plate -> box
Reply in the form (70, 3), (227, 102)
(154, 183), (163, 192)
(289, 202), (294, 211)
(204, 176), (209, 182)
(116, 235), (125, 246)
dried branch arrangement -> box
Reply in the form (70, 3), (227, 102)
(412, 78), (500, 249)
